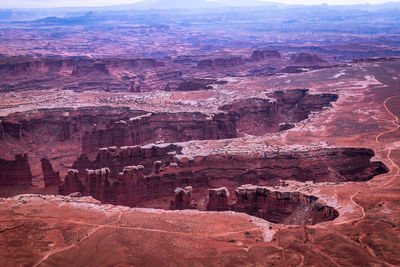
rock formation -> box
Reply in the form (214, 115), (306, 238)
(231, 184), (339, 225)
(291, 53), (327, 65)
(250, 49), (281, 61)
(0, 154), (32, 186)
(40, 158), (60, 187)
(177, 79), (227, 91)
(170, 186), (194, 210)
(206, 187), (229, 211)
(0, 57), (164, 79)
(279, 122), (295, 131)
(71, 63), (109, 76)
(59, 169), (82, 194)
(59, 144), (388, 209)
(0, 90), (338, 165)
(198, 57), (244, 69)
(84, 168), (111, 201)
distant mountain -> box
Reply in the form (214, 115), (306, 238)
(125, 0), (225, 10)
(1, 0), (400, 21)
(213, 0), (282, 7)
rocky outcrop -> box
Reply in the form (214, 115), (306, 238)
(291, 53), (327, 65)
(352, 57), (400, 63)
(279, 123), (295, 131)
(176, 79), (227, 91)
(0, 91), (338, 160)
(59, 169), (82, 194)
(129, 81), (141, 93)
(81, 111), (237, 153)
(198, 57), (244, 69)
(40, 158), (60, 187)
(219, 98), (279, 135)
(72, 144), (181, 179)
(60, 145), (388, 208)
(84, 168), (111, 201)
(1, 120), (21, 140)
(0, 154), (32, 186)
(271, 89), (338, 122)
(250, 50), (281, 61)
(170, 186), (194, 210)
(71, 63), (109, 76)
(231, 184), (339, 225)
(80, 90), (337, 152)
(206, 187), (229, 211)
(0, 57), (164, 78)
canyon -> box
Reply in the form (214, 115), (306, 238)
(1, 2), (400, 266)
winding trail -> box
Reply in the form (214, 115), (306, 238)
(375, 95), (400, 187)
(335, 95), (400, 226)
(334, 191), (365, 225)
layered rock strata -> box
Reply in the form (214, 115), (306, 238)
(231, 184), (339, 225)
(0, 90), (338, 163)
(250, 50), (282, 61)
(0, 154), (32, 186)
(40, 158), (60, 187)
(206, 187), (229, 211)
(59, 145), (388, 208)
(170, 186), (194, 210)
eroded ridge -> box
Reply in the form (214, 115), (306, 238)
(0, 89), (338, 155)
(207, 184), (338, 225)
(58, 144), (388, 210)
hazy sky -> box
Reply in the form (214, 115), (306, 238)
(0, 0), (398, 9)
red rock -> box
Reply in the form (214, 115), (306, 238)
(198, 57), (244, 69)
(170, 186), (194, 210)
(250, 49), (281, 61)
(232, 184), (338, 225)
(71, 62), (109, 76)
(0, 154), (32, 186)
(59, 145), (387, 208)
(291, 53), (327, 65)
(59, 169), (83, 194)
(40, 158), (60, 187)
(206, 187), (229, 211)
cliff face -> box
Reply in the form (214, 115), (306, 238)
(219, 98), (279, 135)
(59, 169), (83, 194)
(71, 63), (109, 76)
(170, 186), (194, 210)
(250, 50), (282, 61)
(0, 57), (164, 78)
(0, 90), (338, 159)
(198, 57), (244, 69)
(291, 53), (327, 65)
(207, 187), (229, 211)
(59, 145), (388, 208)
(271, 89), (338, 122)
(40, 158), (60, 187)
(0, 154), (32, 186)
(232, 185), (338, 225)
(81, 90), (338, 153)
(0, 90), (338, 182)
(81, 112), (237, 153)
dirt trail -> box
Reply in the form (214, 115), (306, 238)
(27, 211), (261, 266)
(335, 95), (400, 226)
(33, 212), (123, 267)
(375, 95), (400, 187)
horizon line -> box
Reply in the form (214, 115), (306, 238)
(1, 0), (400, 10)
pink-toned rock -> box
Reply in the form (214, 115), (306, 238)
(40, 158), (60, 187)
(206, 187), (229, 211)
(170, 186), (194, 210)
(0, 154), (32, 186)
